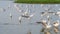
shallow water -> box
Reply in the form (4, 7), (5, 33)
(0, 1), (60, 34)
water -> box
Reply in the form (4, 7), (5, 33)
(0, 0), (60, 34)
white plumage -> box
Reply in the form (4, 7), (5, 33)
(53, 20), (60, 27)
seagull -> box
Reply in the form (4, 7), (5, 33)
(46, 15), (52, 30)
(53, 20), (60, 28)
(47, 15), (52, 21)
(21, 5), (30, 17)
(56, 12), (60, 15)
(14, 4), (22, 12)
(28, 13), (35, 19)
(19, 16), (22, 24)
(47, 15), (50, 19)
(40, 19), (51, 30)
(22, 10), (29, 16)
(41, 19), (51, 33)
(21, 13), (35, 20)
(40, 22), (51, 33)
(53, 12), (60, 16)
(21, 8), (35, 19)
(39, 19), (47, 27)
(53, 20), (59, 34)
(41, 15), (52, 30)
(9, 13), (12, 19)
(46, 20), (51, 30)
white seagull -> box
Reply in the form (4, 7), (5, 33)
(19, 16), (22, 24)
(53, 20), (60, 27)
(14, 4), (22, 12)
(41, 19), (51, 30)
(46, 20), (51, 30)
(21, 12), (35, 20)
(9, 13), (12, 19)
(21, 8), (35, 20)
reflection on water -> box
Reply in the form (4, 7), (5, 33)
(40, 27), (60, 34)
(0, 1), (60, 34)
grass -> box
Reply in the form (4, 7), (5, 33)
(14, 0), (60, 4)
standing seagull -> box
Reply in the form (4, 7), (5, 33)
(47, 15), (52, 30)
(10, 13), (12, 19)
(19, 16), (22, 24)
(53, 20), (60, 28)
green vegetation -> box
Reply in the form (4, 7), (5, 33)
(14, 0), (60, 4)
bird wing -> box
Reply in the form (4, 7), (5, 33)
(29, 13), (35, 18)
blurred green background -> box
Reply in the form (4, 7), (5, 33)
(14, 0), (60, 4)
